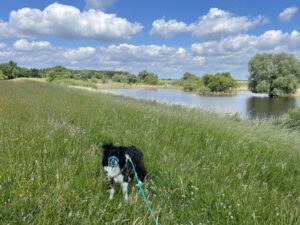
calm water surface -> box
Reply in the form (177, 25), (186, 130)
(102, 89), (300, 119)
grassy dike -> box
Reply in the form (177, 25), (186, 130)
(0, 80), (300, 225)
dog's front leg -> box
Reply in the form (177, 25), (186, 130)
(108, 178), (115, 200)
(121, 181), (129, 201)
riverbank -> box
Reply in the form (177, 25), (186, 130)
(96, 81), (181, 90)
(12, 78), (300, 96)
(1, 79), (299, 224)
(96, 80), (300, 96)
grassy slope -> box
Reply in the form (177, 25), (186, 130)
(0, 80), (300, 225)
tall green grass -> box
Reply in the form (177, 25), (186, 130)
(0, 80), (300, 224)
(50, 78), (97, 88)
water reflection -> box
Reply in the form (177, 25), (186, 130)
(246, 96), (297, 119)
(102, 89), (300, 119)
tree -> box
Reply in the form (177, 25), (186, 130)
(0, 70), (6, 80)
(181, 72), (203, 91)
(127, 74), (138, 83)
(248, 53), (300, 97)
(144, 74), (158, 84)
(0, 60), (18, 79)
(45, 65), (72, 80)
(181, 72), (198, 80)
(138, 70), (159, 84)
(202, 72), (237, 92)
(30, 68), (41, 78)
(137, 70), (150, 81)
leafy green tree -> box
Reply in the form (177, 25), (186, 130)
(10, 67), (31, 78)
(127, 74), (138, 83)
(181, 72), (198, 81)
(248, 53), (300, 97)
(112, 74), (125, 82)
(182, 80), (200, 91)
(30, 69), (41, 78)
(138, 70), (159, 84)
(0, 60), (18, 79)
(0, 70), (6, 80)
(12, 68), (20, 78)
(45, 65), (72, 80)
(181, 72), (203, 91)
(202, 72), (237, 92)
(144, 74), (158, 84)
(112, 73), (137, 83)
(137, 70), (150, 81)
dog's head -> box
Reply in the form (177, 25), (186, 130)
(102, 143), (126, 168)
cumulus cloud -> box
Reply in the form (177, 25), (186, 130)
(1, 30), (299, 79)
(190, 30), (300, 78)
(13, 39), (51, 51)
(0, 3), (143, 41)
(63, 47), (96, 60)
(150, 18), (188, 38)
(189, 8), (268, 38)
(150, 8), (268, 39)
(0, 42), (205, 77)
(278, 6), (298, 22)
(97, 44), (204, 73)
(85, 0), (116, 10)
(191, 30), (300, 56)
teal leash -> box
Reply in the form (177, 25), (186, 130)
(125, 154), (159, 225)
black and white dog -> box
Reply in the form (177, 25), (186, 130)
(102, 143), (148, 200)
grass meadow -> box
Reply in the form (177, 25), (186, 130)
(0, 80), (300, 224)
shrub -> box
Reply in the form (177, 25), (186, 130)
(0, 70), (6, 80)
(288, 108), (300, 121)
(202, 72), (237, 92)
(182, 78), (204, 91)
(181, 72), (198, 81)
(112, 73), (137, 83)
(138, 70), (159, 84)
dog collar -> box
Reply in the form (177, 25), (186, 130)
(108, 156), (119, 167)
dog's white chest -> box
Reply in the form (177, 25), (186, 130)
(104, 166), (124, 183)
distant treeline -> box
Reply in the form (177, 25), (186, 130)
(0, 61), (159, 84)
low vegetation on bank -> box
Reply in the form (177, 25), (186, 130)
(273, 108), (300, 130)
(1, 80), (300, 224)
(180, 72), (237, 95)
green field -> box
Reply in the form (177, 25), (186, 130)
(1, 80), (300, 224)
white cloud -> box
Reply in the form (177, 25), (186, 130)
(63, 47), (96, 60)
(0, 3), (143, 41)
(85, 0), (116, 10)
(150, 18), (188, 38)
(189, 8), (268, 38)
(13, 39), (51, 51)
(97, 44), (204, 74)
(278, 6), (298, 22)
(0, 42), (206, 77)
(191, 30), (299, 56)
(1, 30), (299, 79)
(190, 30), (300, 78)
(150, 8), (268, 39)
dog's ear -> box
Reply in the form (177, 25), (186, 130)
(102, 143), (113, 151)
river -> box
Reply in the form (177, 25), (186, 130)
(102, 88), (300, 119)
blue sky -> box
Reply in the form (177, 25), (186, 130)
(0, 0), (299, 79)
